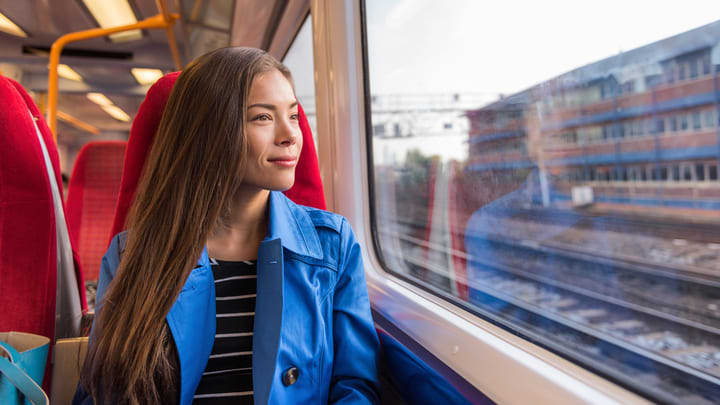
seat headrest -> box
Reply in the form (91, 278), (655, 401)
(110, 72), (326, 238)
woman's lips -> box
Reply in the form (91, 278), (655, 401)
(268, 157), (298, 167)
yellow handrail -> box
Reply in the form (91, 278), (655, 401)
(57, 110), (100, 135)
(155, 0), (182, 70)
(48, 10), (180, 141)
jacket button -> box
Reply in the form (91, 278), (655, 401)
(282, 366), (299, 386)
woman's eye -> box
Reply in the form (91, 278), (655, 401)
(290, 113), (299, 121)
(252, 114), (271, 121)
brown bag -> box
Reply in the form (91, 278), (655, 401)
(49, 337), (88, 405)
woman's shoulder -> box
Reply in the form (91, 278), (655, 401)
(279, 192), (349, 235)
(298, 205), (347, 234)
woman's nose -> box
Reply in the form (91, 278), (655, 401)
(277, 118), (298, 146)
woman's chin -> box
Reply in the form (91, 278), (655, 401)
(267, 178), (296, 192)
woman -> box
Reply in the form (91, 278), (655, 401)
(74, 47), (380, 405)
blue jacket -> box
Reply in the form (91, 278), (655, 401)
(74, 191), (380, 404)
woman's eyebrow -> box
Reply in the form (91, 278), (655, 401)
(248, 101), (299, 110)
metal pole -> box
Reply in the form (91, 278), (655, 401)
(47, 13), (179, 141)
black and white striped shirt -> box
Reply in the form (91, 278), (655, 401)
(193, 258), (256, 405)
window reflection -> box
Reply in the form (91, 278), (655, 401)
(365, 0), (720, 402)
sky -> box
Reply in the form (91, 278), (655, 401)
(366, 0), (720, 96)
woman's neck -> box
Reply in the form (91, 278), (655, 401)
(207, 188), (270, 261)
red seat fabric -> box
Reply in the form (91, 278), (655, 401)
(66, 141), (127, 282)
(110, 72), (326, 238)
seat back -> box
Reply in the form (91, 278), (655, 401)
(110, 72), (325, 238)
(66, 141), (127, 284)
(0, 76), (86, 391)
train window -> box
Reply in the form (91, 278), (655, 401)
(282, 16), (317, 144)
(363, 1), (720, 402)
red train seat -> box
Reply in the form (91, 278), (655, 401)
(66, 141), (127, 283)
(110, 72), (326, 238)
(0, 76), (87, 389)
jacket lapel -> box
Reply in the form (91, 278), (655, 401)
(253, 238), (284, 405)
(252, 192), (321, 403)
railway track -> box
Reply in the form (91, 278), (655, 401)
(491, 206), (720, 244)
(378, 224), (720, 403)
(395, 215), (720, 281)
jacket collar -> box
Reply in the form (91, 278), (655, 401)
(193, 190), (323, 268)
(264, 191), (323, 260)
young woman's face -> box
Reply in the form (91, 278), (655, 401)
(242, 68), (302, 191)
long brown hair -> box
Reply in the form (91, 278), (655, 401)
(81, 47), (292, 404)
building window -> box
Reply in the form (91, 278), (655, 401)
(660, 166), (669, 180)
(710, 164), (719, 180)
(681, 114), (689, 131)
(665, 65), (675, 84)
(669, 116), (677, 132)
(678, 63), (686, 80)
(683, 165), (693, 181)
(696, 163), (706, 181)
(618, 123), (626, 138)
(373, 124), (386, 136)
(705, 110), (715, 128)
(703, 55), (711, 75)
(655, 118), (665, 133)
(693, 111), (702, 130)
(623, 81), (634, 94)
(629, 167), (637, 181)
(671, 165), (680, 181)
(690, 59), (699, 79)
